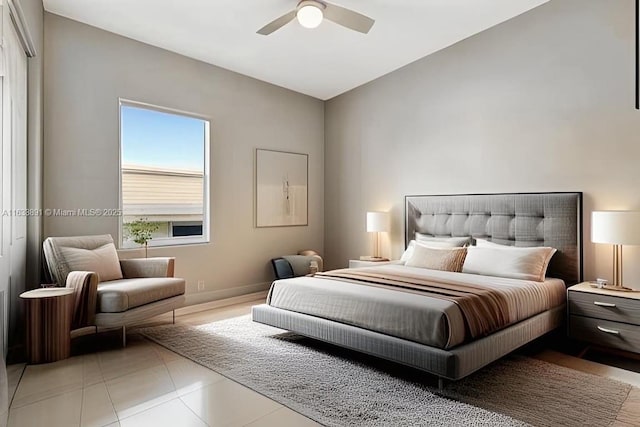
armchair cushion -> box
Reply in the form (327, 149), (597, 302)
(97, 277), (186, 313)
(44, 235), (123, 284)
(60, 243), (123, 282)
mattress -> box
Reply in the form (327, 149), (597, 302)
(266, 265), (566, 349)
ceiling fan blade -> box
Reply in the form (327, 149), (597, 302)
(257, 10), (296, 35)
(323, 2), (374, 34)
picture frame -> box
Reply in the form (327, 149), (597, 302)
(255, 148), (308, 227)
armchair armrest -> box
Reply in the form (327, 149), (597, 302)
(120, 257), (175, 278)
(66, 271), (98, 329)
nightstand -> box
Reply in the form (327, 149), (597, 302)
(567, 282), (640, 354)
(348, 259), (398, 268)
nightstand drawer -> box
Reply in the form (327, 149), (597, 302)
(568, 291), (640, 326)
(569, 315), (640, 354)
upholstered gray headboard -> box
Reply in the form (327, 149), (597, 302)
(405, 192), (583, 285)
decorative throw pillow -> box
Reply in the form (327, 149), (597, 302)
(405, 245), (468, 272)
(59, 242), (123, 282)
(462, 246), (557, 282)
(401, 236), (470, 262)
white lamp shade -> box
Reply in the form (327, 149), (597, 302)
(297, 3), (323, 29)
(366, 211), (390, 233)
(592, 211), (640, 245)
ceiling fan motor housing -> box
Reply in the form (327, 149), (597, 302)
(297, 0), (326, 29)
(297, 0), (326, 12)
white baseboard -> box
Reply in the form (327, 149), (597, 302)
(178, 282), (271, 316)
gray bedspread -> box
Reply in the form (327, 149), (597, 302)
(266, 265), (566, 349)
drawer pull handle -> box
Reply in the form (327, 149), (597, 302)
(597, 326), (620, 335)
(593, 301), (616, 307)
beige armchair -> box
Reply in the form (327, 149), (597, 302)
(43, 234), (186, 345)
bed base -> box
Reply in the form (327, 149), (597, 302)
(252, 304), (564, 387)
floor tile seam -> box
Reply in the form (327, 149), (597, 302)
(179, 395), (212, 427)
(7, 364), (26, 411)
(77, 385), (85, 427)
(85, 380), (118, 427)
(239, 405), (285, 427)
(114, 392), (180, 422)
(10, 381), (84, 410)
(176, 379), (285, 427)
(89, 354), (108, 386)
(159, 359), (180, 395)
(108, 363), (178, 421)
(100, 358), (165, 384)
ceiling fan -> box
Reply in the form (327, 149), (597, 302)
(257, 0), (375, 35)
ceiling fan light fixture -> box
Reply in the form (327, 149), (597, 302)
(297, 1), (324, 29)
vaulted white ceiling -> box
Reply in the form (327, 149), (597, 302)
(43, 0), (548, 100)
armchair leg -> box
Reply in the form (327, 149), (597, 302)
(122, 325), (126, 347)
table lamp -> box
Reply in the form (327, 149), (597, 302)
(363, 211), (390, 261)
(592, 210), (640, 291)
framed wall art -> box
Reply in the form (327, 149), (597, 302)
(255, 149), (308, 227)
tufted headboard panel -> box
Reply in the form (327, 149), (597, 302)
(405, 192), (583, 285)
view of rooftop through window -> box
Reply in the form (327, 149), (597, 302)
(120, 103), (209, 247)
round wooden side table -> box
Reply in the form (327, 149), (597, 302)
(20, 288), (74, 364)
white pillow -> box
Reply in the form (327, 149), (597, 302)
(405, 245), (467, 272)
(475, 238), (509, 248)
(462, 246), (557, 282)
(400, 238), (468, 262)
(415, 233), (471, 247)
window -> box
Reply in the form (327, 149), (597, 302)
(120, 101), (210, 248)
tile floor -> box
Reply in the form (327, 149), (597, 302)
(7, 298), (320, 427)
(6, 297), (640, 427)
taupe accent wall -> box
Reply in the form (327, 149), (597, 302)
(43, 14), (324, 301)
(324, 0), (640, 288)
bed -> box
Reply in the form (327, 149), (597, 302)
(252, 192), (582, 388)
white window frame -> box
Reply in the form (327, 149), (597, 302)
(118, 99), (211, 249)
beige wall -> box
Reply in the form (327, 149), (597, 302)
(325, 0), (640, 288)
(44, 14), (324, 302)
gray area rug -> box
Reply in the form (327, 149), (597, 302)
(139, 315), (631, 427)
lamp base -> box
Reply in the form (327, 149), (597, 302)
(359, 256), (390, 262)
(589, 283), (635, 292)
